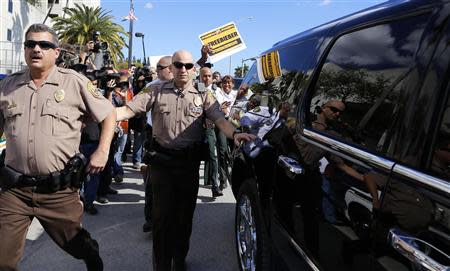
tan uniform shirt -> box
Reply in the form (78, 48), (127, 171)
(294, 117), (343, 168)
(0, 67), (113, 175)
(127, 80), (224, 149)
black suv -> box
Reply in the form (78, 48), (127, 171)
(231, 1), (450, 271)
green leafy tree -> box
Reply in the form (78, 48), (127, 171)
(234, 63), (249, 78)
(52, 4), (127, 65)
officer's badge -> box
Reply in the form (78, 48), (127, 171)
(194, 96), (202, 107)
(87, 81), (101, 98)
(54, 89), (65, 103)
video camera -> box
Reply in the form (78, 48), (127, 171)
(94, 68), (121, 95)
(91, 31), (108, 53)
(136, 66), (153, 85)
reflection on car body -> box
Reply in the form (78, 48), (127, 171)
(231, 1), (450, 271)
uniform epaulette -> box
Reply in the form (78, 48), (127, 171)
(0, 70), (26, 87)
(9, 69), (27, 76)
(57, 67), (87, 81)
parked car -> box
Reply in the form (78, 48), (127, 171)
(231, 0), (450, 271)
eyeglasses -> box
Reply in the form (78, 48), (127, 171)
(24, 40), (58, 50)
(157, 65), (168, 70)
(327, 106), (344, 114)
(172, 62), (194, 70)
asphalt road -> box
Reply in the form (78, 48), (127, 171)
(18, 162), (239, 271)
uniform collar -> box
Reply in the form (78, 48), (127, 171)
(43, 66), (60, 86)
(164, 80), (199, 94)
(17, 66), (59, 87)
(16, 69), (31, 86)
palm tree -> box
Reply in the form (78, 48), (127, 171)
(52, 4), (128, 64)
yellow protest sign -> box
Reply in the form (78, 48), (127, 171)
(260, 51), (282, 81)
(199, 22), (247, 63)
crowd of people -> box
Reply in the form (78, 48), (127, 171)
(0, 23), (287, 271)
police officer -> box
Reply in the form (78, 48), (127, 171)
(116, 50), (255, 271)
(0, 24), (116, 271)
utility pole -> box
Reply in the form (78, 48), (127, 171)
(127, 0), (134, 69)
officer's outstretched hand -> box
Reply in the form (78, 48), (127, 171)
(86, 149), (109, 174)
(234, 132), (257, 146)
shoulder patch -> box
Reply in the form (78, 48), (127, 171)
(87, 81), (102, 98)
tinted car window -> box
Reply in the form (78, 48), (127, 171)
(430, 94), (450, 181)
(308, 14), (429, 159)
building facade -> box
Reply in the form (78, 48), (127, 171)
(0, 0), (100, 75)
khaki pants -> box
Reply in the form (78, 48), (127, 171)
(0, 187), (83, 270)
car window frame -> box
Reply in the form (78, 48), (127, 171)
(299, 8), (435, 166)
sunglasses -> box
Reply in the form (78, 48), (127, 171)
(157, 65), (169, 70)
(24, 40), (58, 50)
(172, 62), (194, 70)
(327, 106), (344, 114)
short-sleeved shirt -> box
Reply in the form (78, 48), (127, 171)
(127, 80), (224, 149)
(214, 88), (237, 117)
(0, 67), (114, 175)
(294, 117), (343, 168)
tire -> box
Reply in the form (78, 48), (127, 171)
(235, 179), (271, 271)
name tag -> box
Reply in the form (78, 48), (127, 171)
(191, 106), (203, 114)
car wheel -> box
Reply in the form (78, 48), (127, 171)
(235, 179), (271, 271)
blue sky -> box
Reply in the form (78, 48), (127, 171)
(102, 0), (383, 75)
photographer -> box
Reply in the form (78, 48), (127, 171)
(79, 40), (98, 71)
(126, 69), (149, 168)
(94, 67), (122, 203)
(111, 71), (133, 183)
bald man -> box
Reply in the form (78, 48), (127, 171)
(116, 50), (255, 271)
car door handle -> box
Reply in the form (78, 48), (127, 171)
(277, 155), (304, 176)
(388, 228), (450, 271)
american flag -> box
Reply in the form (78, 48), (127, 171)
(122, 8), (138, 21)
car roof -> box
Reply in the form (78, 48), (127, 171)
(268, 0), (435, 53)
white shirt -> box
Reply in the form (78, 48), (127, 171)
(214, 88), (237, 117)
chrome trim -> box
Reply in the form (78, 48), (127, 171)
(278, 155), (304, 175)
(393, 164), (450, 195)
(388, 228), (450, 271)
(274, 219), (321, 271)
(236, 194), (257, 271)
(302, 128), (450, 195)
(288, 238), (320, 271)
(302, 128), (394, 171)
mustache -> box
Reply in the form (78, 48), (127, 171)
(30, 53), (43, 59)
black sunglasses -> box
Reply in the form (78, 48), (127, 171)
(327, 106), (344, 114)
(157, 65), (169, 70)
(173, 62), (194, 70)
(24, 40), (58, 50)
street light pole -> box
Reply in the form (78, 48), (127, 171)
(135, 32), (146, 65)
(127, 0), (134, 69)
(229, 16), (253, 76)
(241, 57), (256, 77)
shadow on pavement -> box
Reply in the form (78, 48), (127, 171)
(18, 162), (238, 271)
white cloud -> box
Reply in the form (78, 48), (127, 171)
(319, 0), (331, 6)
(144, 3), (154, 9)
